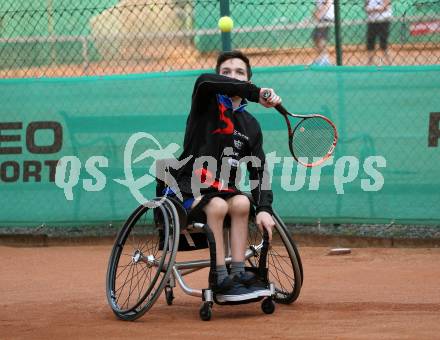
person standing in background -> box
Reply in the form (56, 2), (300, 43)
(365, 0), (393, 65)
(312, 0), (334, 66)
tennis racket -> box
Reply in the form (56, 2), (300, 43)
(263, 90), (338, 167)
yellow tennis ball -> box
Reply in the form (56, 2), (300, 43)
(218, 16), (233, 32)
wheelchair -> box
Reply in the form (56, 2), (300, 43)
(106, 163), (303, 321)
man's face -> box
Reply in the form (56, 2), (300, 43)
(218, 58), (249, 81)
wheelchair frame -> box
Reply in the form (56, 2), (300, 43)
(106, 195), (303, 321)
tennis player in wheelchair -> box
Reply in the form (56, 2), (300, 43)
(172, 50), (282, 303)
(106, 50), (302, 321)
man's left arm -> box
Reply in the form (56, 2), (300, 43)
(247, 126), (276, 240)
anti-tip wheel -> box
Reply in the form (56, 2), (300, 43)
(261, 298), (275, 314)
(165, 287), (174, 306)
(199, 302), (212, 321)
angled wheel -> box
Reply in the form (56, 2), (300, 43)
(246, 212), (302, 304)
(106, 198), (180, 321)
(199, 302), (212, 321)
(165, 286), (174, 306)
(261, 298), (275, 314)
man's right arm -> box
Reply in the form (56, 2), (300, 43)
(191, 73), (261, 105)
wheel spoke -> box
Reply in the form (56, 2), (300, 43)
(246, 220), (301, 304)
(116, 263), (135, 308)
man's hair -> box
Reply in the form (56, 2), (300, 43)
(215, 50), (253, 79)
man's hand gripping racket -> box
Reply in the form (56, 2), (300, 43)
(262, 89), (338, 167)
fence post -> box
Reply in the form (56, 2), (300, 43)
(334, 0), (343, 65)
(219, 0), (232, 52)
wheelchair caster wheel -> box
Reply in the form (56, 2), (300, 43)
(165, 287), (174, 306)
(261, 298), (275, 314)
(199, 302), (212, 321)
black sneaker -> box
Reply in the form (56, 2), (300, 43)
(212, 275), (234, 293)
(234, 271), (258, 286)
(214, 275), (260, 303)
(234, 272), (271, 298)
(246, 280), (271, 298)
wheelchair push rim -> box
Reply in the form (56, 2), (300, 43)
(246, 215), (302, 304)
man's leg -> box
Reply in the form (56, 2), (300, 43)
(201, 196), (257, 302)
(379, 21), (391, 65)
(227, 194), (271, 298)
(313, 32), (331, 65)
(201, 197), (228, 266)
(227, 195), (250, 266)
(366, 23), (376, 65)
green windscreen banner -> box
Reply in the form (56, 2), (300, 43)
(0, 65), (439, 227)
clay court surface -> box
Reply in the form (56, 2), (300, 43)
(1, 244), (439, 339)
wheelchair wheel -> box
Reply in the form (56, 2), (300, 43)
(261, 298), (275, 314)
(199, 302), (213, 321)
(165, 286), (174, 306)
(106, 198), (180, 321)
(272, 211), (304, 286)
(247, 212), (302, 304)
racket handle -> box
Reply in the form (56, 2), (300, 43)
(273, 104), (290, 116)
(262, 90), (290, 116)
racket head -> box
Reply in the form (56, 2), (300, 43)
(289, 114), (338, 167)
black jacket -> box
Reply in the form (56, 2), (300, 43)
(176, 73), (273, 214)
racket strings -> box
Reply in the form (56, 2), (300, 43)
(291, 117), (335, 163)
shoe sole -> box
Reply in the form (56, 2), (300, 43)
(216, 289), (271, 303)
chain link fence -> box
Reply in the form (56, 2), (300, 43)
(1, 0), (440, 78)
(1, 0), (439, 228)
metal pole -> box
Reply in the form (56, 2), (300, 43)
(219, 0), (231, 52)
(334, 0), (343, 66)
(47, 0), (56, 65)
